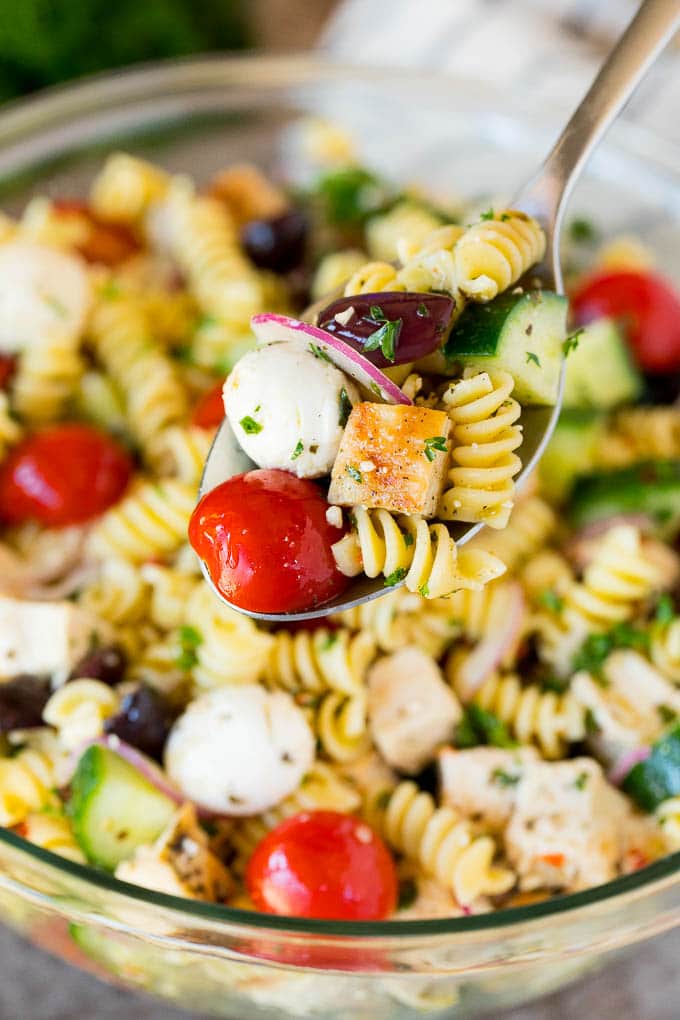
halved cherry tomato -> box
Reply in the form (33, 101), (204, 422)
(191, 381), (225, 429)
(571, 269), (680, 373)
(0, 354), (15, 390)
(52, 199), (140, 266)
(0, 424), (133, 527)
(246, 811), (398, 921)
(189, 469), (350, 614)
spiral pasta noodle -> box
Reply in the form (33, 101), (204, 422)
(0, 393), (21, 462)
(311, 249), (368, 301)
(79, 557), (151, 626)
(438, 370), (522, 528)
(604, 407), (680, 465)
(17, 810), (86, 863)
(90, 153), (169, 224)
(89, 289), (188, 466)
(333, 588), (460, 657)
(230, 762), (362, 871)
(43, 679), (119, 750)
(467, 496), (557, 571)
(454, 209), (546, 301)
(366, 201), (445, 262)
(335, 506), (506, 600)
(12, 333), (84, 423)
(265, 627), (375, 697)
(87, 478), (195, 564)
(0, 749), (57, 826)
(20, 196), (90, 250)
(519, 550), (574, 604)
(657, 797), (680, 851)
(370, 782), (515, 905)
(470, 672), (585, 759)
(535, 525), (666, 675)
(650, 618), (680, 683)
(153, 424), (214, 487)
(140, 564), (201, 632)
(316, 690), (371, 763)
(184, 584), (274, 689)
(446, 579), (526, 645)
(343, 260), (405, 296)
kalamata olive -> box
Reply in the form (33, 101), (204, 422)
(0, 674), (50, 733)
(69, 644), (127, 686)
(318, 292), (455, 368)
(104, 684), (176, 761)
(241, 209), (308, 273)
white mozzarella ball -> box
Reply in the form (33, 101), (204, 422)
(164, 686), (315, 815)
(224, 341), (359, 478)
(0, 240), (92, 354)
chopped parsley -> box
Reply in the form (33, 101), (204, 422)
(315, 166), (390, 226)
(525, 351), (541, 367)
(291, 440), (304, 460)
(101, 279), (121, 300)
(374, 789), (392, 812)
(584, 707), (599, 735)
(455, 704), (517, 749)
(370, 381), (382, 396)
(403, 532), (414, 547)
(563, 328), (584, 357)
(416, 302), (430, 318)
(423, 435), (448, 462)
(569, 217), (598, 243)
(176, 625), (203, 671)
(574, 771), (589, 791)
(492, 767), (521, 787)
(418, 583), (430, 598)
(480, 207), (495, 221)
(541, 675), (569, 694)
(658, 704), (677, 725)
(384, 567), (407, 587)
(654, 593), (675, 626)
(346, 464), (363, 483)
(308, 342), (331, 362)
(363, 305), (402, 363)
(338, 387), (353, 427)
(397, 877), (418, 910)
(538, 589), (564, 614)
(572, 622), (650, 678)
(500, 212), (511, 221)
(239, 415), (262, 435)
(320, 632), (338, 652)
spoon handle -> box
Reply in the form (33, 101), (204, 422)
(516, 0), (680, 236)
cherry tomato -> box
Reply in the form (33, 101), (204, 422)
(52, 199), (140, 266)
(0, 424), (133, 527)
(191, 381), (225, 429)
(571, 269), (680, 373)
(246, 811), (398, 921)
(189, 469), (350, 614)
(0, 354), (15, 390)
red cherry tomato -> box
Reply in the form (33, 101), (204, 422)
(0, 354), (15, 390)
(0, 424), (133, 527)
(191, 381), (225, 429)
(189, 469), (350, 614)
(571, 269), (680, 373)
(52, 199), (140, 266)
(246, 811), (398, 921)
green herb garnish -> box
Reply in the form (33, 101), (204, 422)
(308, 342), (331, 362)
(403, 532), (414, 547)
(455, 704), (517, 749)
(416, 302), (430, 318)
(572, 621), (650, 678)
(384, 567), (407, 587)
(418, 583), (430, 598)
(338, 387), (352, 427)
(492, 767), (521, 787)
(397, 877), (418, 910)
(480, 207), (495, 221)
(346, 465), (363, 483)
(655, 594), (675, 626)
(239, 415), (262, 435)
(291, 440), (304, 460)
(574, 771), (589, 791)
(423, 435), (448, 462)
(363, 307), (402, 363)
(658, 704), (678, 725)
(563, 328), (584, 357)
(176, 625), (203, 671)
(569, 217), (599, 243)
(526, 351), (541, 367)
(320, 632), (338, 652)
(538, 589), (564, 614)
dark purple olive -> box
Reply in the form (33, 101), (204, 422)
(104, 684), (176, 761)
(0, 675), (51, 733)
(69, 644), (127, 686)
(241, 209), (308, 273)
(318, 291), (455, 368)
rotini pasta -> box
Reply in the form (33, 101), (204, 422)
(17, 809), (86, 863)
(454, 209), (546, 301)
(42, 679), (119, 750)
(87, 478), (195, 564)
(0, 749), (57, 826)
(343, 260), (404, 296)
(333, 587), (460, 657)
(467, 495), (557, 571)
(366, 201), (444, 263)
(438, 370), (523, 528)
(311, 249), (369, 301)
(184, 584), (274, 689)
(153, 424), (214, 486)
(140, 564), (201, 632)
(90, 153), (169, 224)
(650, 617), (680, 683)
(11, 333), (84, 423)
(316, 690), (371, 763)
(334, 506), (506, 599)
(369, 781), (515, 906)
(79, 557), (151, 626)
(657, 797), (680, 851)
(0, 393), (21, 462)
(265, 626), (374, 697)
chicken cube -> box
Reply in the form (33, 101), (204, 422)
(505, 758), (628, 892)
(115, 803), (233, 901)
(328, 402), (451, 517)
(438, 746), (539, 831)
(367, 647), (461, 774)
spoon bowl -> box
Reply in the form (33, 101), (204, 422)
(197, 0), (680, 622)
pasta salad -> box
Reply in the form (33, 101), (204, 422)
(0, 142), (678, 921)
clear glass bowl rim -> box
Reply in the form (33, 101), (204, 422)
(0, 53), (678, 942)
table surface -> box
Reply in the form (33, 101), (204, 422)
(0, 922), (678, 1020)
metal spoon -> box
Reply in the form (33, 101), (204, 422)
(198, 0), (680, 622)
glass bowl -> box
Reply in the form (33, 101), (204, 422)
(0, 56), (679, 1020)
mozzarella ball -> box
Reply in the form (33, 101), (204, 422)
(0, 240), (92, 354)
(164, 686), (315, 815)
(224, 341), (359, 478)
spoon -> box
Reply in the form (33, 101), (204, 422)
(199, 0), (680, 622)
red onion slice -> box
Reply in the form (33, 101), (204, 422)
(608, 745), (651, 786)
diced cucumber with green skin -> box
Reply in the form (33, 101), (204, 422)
(538, 409), (606, 503)
(68, 745), (175, 871)
(564, 317), (642, 409)
(443, 290), (568, 405)
(569, 460), (680, 539)
(623, 723), (680, 812)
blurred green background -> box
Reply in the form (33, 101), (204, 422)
(0, 0), (252, 102)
